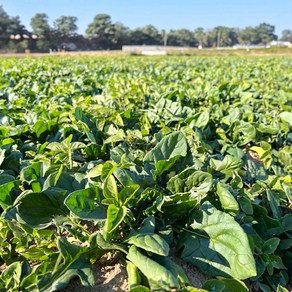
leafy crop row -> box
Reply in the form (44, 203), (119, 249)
(0, 56), (291, 291)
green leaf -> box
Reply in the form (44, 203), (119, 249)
(20, 162), (50, 184)
(104, 204), (127, 240)
(276, 285), (289, 292)
(127, 245), (179, 289)
(167, 169), (213, 197)
(216, 183), (239, 213)
(279, 111), (292, 126)
(178, 203), (256, 280)
(128, 233), (169, 256)
(4, 192), (66, 229)
(104, 129), (125, 144)
(0, 261), (23, 291)
(210, 155), (242, 173)
(103, 174), (118, 200)
(126, 261), (141, 289)
(119, 184), (140, 205)
(257, 124), (279, 135)
(202, 279), (225, 292)
(144, 131), (187, 163)
(65, 187), (107, 220)
(238, 196), (253, 215)
(161, 193), (198, 220)
(262, 238), (280, 254)
(37, 238), (94, 291)
(203, 278), (248, 292)
(144, 131), (188, 177)
(0, 174), (19, 209)
(190, 111), (210, 128)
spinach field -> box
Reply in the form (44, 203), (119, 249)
(0, 56), (291, 291)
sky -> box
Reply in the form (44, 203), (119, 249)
(1, 0), (292, 36)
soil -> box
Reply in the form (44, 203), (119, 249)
(62, 252), (209, 291)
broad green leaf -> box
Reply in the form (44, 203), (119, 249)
(127, 245), (178, 289)
(238, 196), (253, 215)
(119, 184), (140, 205)
(178, 203), (256, 280)
(203, 278), (248, 292)
(0, 174), (19, 209)
(161, 193), (199, 220)
(144, 131), (187, 163)
(4, 192), (66, 229)
(128, 233), (169, 256)
(126, 261), (142, 289)
(103, 174), (118, 200)
(0, 261), (23, 291)
(216, 183), (239, 213)
(65, 187), (107, 220)
(190, 111), (210, 128)
(276, 285), (289, 292)
(104, 129), (125, 144)
(20, 162), (50, 184)
(279, 111), (292, 126)
(85, 164), (103, 178)
(202, 279), (225, 292)
(37, 238), (94, 291)
(167, 169), (213, 197)
(104, 204), (127, 240)
(262, 238), (280, 254)
(210, 155), (242, 173)
(257, 124), (279, 135)
(152, 255), (189, 286)
(101, 161), (117, 181)
(139, 216), (156, 233)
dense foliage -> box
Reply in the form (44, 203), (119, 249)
(0, 56), (291, 291)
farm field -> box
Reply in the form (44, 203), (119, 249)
(0, 56), (291, 291)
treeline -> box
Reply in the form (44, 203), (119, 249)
(1, 5), (292, 52)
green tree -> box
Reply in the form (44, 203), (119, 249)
(280, 29), (292, 42)
(167, 29), (196, 47)
(54, 16), (78, 36)
(128, 25), (162, 45)
(256, 23), (277, 44)
(30, 13), (50, 36)
(0, 6), (28, 51)
(112, 22), (130, 49)
(194, 27), (207, 48)
(30, 13), (54, 51)
(239, 23), (277, 45)
(0, 5), (10, 38)
(86, 14), (114, 49)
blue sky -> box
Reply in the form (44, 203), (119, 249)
(1, 0), (291, 36)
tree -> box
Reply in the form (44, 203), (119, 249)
(0, 6), (28, 51)
(112, 22), (130, 49)
(30, 13), (50, 36)
(239, 23), (277, 45)
(54, 16), (78, 36)
(256, 23), (277, 44)
(210, 26), (238, 47)
(194, 27), (207, 48)
(30, 13), (54, 51)
(167, 29), (196, 47)
(128, 25), (162, 45)
(86, 14), (114, 49)
(280, 29), (292, 42)
(0, 5), (10, 38)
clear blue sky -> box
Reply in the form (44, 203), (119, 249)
(1, 0), (291, 36)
